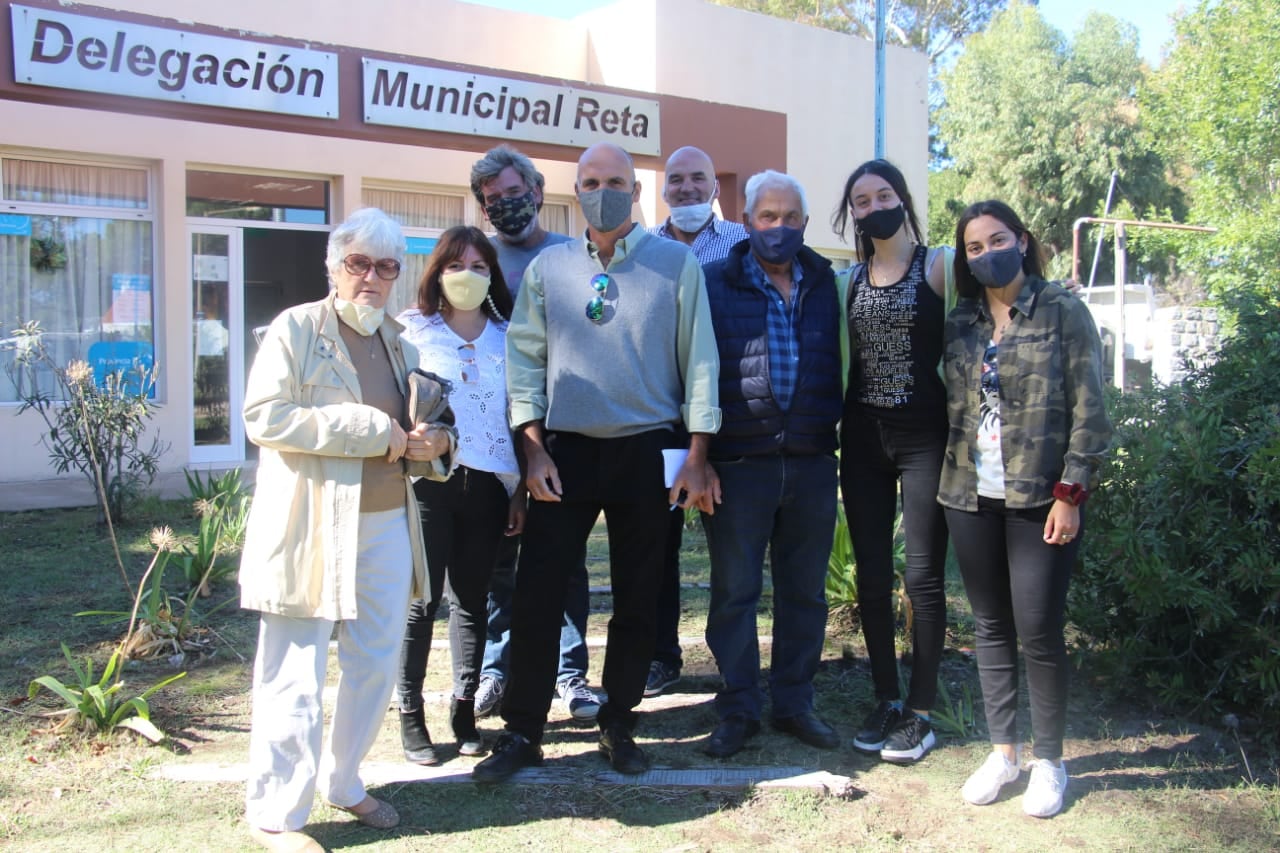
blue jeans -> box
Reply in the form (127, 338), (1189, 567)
(702, 453), (838, 721)
(480, 533), (589, 686)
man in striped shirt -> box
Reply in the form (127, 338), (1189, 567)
(644, 146), (750, 699)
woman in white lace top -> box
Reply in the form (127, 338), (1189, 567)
(394, 226), (525, 763)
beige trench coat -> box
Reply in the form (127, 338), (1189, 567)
(238, 293), (446, 620)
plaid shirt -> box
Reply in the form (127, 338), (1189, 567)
(938, 277), (1112, 510)
(742, 252), (804, 411)
(650, 217), (749, 264)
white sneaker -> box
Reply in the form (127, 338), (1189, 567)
(1022, 758), (1068, 818)
(961, 748), (1021, 805)
(557, 676), (600, 721)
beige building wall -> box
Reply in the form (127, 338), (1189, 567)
(0, 0), (928, 499)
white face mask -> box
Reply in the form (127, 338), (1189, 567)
(669, 201), (714, 234)
(334, 298), (385, 336)
(441, 269), (491, 312)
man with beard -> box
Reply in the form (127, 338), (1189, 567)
(466, 145), (598, 724)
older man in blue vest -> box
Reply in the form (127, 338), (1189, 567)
(699, 169), (843, 758)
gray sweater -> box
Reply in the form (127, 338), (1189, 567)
(507, 226), (721, 439)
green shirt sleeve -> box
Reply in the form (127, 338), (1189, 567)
(505, 255), (549, 429)
(675, 251), (722, 434)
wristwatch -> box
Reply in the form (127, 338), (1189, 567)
(1052, 481), (1089, 506)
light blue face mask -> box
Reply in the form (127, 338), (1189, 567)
(669, 201), (714, 233)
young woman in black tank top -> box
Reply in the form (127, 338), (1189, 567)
(832, 159), (951, 765)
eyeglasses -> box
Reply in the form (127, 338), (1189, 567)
(585, 273), (610, 323)
(458, 342), (478, 384)
(343, 254), (402, 281)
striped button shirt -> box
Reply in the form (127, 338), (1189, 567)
(650, 216), (749, 265)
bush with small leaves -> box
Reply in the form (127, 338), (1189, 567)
(1069, 293), (1280, 738)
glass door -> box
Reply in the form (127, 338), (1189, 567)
(189, 226), (245, 462)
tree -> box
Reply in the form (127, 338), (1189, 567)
(934, 2), (1182, 263)
(1144, 0), (1280, 303)
(712, 0), (1011, 63)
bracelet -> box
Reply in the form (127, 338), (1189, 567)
(1052, 481), (1089, 506)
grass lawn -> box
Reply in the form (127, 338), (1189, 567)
(1, 500), (1277, 851)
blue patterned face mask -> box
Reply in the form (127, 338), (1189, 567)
(968, 247), (1024, 289)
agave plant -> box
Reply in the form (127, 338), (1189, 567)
(28, 643), (185, 742)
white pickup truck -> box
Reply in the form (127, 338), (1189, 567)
(1077, 280), (1158, 388)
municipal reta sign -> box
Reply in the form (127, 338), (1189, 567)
(9, 4), (338, 119)
(9, 3), (662, 155)
(362, 58), (661, 156)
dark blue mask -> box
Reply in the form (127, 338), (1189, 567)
(748, 225), (805, 264)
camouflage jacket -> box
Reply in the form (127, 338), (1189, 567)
(938, 276), (1111, 511)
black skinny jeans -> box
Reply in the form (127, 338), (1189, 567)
(945, 497), (1081, 761)
(840, 409), (949, 711)
(398, 467), (509, 710)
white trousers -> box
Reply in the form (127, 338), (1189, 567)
(244, 507), (413, 832)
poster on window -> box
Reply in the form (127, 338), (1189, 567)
(107, 273), (152, 329)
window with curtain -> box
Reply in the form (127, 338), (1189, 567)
(364, 187), (464, 229)
(363, 187), (468, 315)
(1, 158), (154, 403)
(540, 200), (572, 236)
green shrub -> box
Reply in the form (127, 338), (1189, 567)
(9, 321), (168, 524)
(1069, 294), (1280, 734)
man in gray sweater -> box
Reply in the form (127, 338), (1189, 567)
(474, 142), (721, 782)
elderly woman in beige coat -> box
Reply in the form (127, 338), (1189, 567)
(240, 208), (453, 853)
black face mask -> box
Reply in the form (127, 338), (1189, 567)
(856, 204), (906, 240)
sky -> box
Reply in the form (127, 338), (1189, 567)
(464, 0), (1187, 67)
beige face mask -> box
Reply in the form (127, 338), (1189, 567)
(441, 269), (491, 312)
(334, 298), (385, 336)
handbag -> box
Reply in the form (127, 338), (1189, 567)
(404, 368), (458, 479)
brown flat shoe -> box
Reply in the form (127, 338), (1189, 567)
(248, 827), (325, 852)
(327, 795), (400, 829)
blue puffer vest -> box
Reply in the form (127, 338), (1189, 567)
(703, 240), (842, 459)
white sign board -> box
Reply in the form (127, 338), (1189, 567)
(362, 58), (661, 156)
(10, 4), (338, 119)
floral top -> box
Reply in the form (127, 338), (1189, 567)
(396, 308), (520, 493)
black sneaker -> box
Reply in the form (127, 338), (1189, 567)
(644, 660), (680, 698)
(880, 714), (936, 764)
(598, 725), (651, 774)
(472, 731), (542, 783)
(852, 700), (902, 753)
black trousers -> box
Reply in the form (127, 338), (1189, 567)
(501, 429), (673, 743)
(840, 410), (949, 710)
(945, 497), (1081, 761)
(398, 467), (508, 709)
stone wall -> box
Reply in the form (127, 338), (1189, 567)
(1154, 306), (1223, 384)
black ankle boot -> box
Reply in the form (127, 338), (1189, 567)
(400, 707), (439, 766)
(451, 697), (485, 757)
